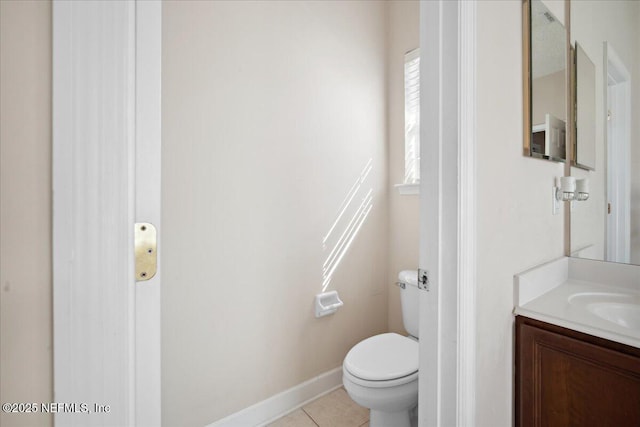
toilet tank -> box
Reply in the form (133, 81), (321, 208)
(398, 270), (419, 338)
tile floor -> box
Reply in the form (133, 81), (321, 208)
(267, 387), (369, 427)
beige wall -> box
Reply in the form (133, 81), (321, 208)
(476, 1), (566, 425)
(0, 2), (53, 427)
(161, 1), (390, 424)
(387, 1), (419, 335)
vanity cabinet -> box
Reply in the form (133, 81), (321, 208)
(515, 316), (640, 426)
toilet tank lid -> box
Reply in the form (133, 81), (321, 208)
(398, 270), (418, 286)
(344, 333), (418, 381)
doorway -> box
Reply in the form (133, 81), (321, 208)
(604, 42), (631, 263)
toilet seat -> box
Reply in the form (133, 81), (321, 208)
(343, 333), (418, 388)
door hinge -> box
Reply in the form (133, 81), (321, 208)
(135, 223), (157, 282)
(418, 268), (429, 291)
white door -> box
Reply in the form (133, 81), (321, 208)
(52, 1), (161, 426)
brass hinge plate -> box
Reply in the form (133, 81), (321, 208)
(135, 223), (157, 282)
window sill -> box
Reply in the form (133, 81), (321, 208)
(394, 183), (420, 195)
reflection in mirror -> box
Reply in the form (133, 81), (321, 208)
(570, 0), (640, 265)
(524, 0), (567, 162)
(574, 43), (596, 170)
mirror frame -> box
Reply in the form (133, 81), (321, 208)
(523, 0), (531, 157)
(522, 0), (570, 164)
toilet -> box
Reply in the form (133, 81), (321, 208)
(342, 270), (419, 427)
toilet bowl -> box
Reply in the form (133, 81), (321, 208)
(342, 270), (420, 427)
(342, 332), (418, 427)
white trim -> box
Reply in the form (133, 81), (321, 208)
(395, 183), (420, 195)
(207, 368), (343, 427)
(53, 1), (136, 425)
(419, 0), (442, 424)
(134, 2), (162, 425)
(419, 0), (477, 425)
(457, 1), (477, 425)
(419, 0), (461, 425)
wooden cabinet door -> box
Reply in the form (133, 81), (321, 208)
(516, 317), (640, 427)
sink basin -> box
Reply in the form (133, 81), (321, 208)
(586, 303), (640, 329)
(568, 292), (640, 330)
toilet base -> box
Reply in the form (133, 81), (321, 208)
(370, 409), (410, 427)
(368, 404), (418, 427)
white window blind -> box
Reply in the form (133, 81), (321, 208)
(404, 48), (420, 184)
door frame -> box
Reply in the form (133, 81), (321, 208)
(418, 1), (476, 425)
(133, 2), (162, 424)
(52, 1), (161, 425)
(604, 42), (631, 264)
(53, 1), (477, 425)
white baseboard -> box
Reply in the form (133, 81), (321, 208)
(207, 367), (343, 427)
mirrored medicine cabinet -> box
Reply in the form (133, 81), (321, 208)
(523, 0), (640, 266)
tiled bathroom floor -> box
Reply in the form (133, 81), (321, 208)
(267, 387), (369, 427)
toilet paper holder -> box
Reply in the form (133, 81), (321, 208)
(315, 290), (344, 318)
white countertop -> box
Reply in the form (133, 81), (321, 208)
(514, 257), (640, 349)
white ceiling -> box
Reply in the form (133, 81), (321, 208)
(531, 0), (566, 79)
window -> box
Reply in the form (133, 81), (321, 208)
(404, 48), (420, 184)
